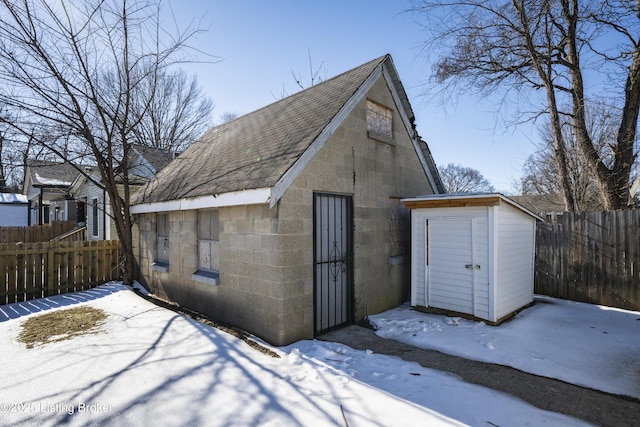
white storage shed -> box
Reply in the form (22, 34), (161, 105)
(403, 193), (543, 324)
(0, 193), (28, 227)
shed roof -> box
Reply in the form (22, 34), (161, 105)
(402, 193), (544, 221)
(131, 54), (443, 209)
(0, 193), (28, 204)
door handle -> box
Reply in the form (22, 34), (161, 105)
(465, 264), (481, 270)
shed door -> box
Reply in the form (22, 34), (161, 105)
(314, 193), (353, 334)
(428, 218), (478, 316)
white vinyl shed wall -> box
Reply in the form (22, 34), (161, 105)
(0, 194), (28, 226)
(403, 193), (541, 323)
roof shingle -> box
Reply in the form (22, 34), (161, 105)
(132, 55), (389, 205)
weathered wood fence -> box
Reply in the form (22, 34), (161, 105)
(535, 210), (640, 311)
(0, 221), (77, 243)
(0, 240), (120, 305)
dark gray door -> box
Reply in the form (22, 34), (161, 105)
(314, 193), (353, 334)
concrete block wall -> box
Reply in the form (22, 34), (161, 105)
(276, 75), (433, 336)
(133, 72), (434, 346)
(135, 204), (301, 345)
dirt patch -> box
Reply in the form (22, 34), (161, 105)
(18, 306), (108, 348)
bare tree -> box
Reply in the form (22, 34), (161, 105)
(520, 128), (605, 211)
(271, 50), (328, 100)
(0, 0), (205, 284)
(439, 163), (495, 193)
(218, 111), (239, 124)
(411, 1), (640, 210)
(131, 68), (213, 152)
(520, 99), (628, 211)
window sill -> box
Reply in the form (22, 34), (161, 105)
(367, 131), (395, 146)
(192, 269), (219, 286)
(152, 261), (169, 273)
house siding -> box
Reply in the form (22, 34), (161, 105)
(133, 74), (433, 346)
(77, 182), (107, 240)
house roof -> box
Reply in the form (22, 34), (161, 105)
(510, 193), (566, 215)
(25, 160), (84, 188)
(402, 192), (544, 221)
(131, 55), (442, 210)
(130, 144), (174, 176)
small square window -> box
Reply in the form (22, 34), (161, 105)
(366, 100), (393, 143)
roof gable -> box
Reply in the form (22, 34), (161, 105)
(129, 144), (174, 178)
(132, 55), (441, 209)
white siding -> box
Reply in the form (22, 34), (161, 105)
(410, 211), (427, 306)
(0, 204), (28, 226)
(409, 201), (535, 323)
(472, 216), (490, 320)
(429, 217), (474, 314)
(495, 204), (535, 319)
(75, 180), (108, 240)
(411, 207), (490, 319)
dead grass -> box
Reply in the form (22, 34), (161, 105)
(18, 306), (108, 349)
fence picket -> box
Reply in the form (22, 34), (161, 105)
(536, 210), (640, 311)
(0, 221), (77, 243)
(0, 240), (120, 304)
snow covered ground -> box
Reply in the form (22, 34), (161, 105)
(369, 297), (640, 400)
(0, 283), (634, 426)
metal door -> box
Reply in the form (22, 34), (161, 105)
(314, 193), (353, 334)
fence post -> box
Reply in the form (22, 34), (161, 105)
(46, 242), (55, 297)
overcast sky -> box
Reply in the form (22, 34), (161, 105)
(167, 0), (541, 193)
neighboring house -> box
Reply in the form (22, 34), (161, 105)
(69, 170), (149, 241)
(511, 193), (565, 223)
(128, 144), (176, 179)
(0, 193), (28, 226)
(22, 160), (83, 226)
(69, 148), (174, 241)
(23, 147), (174, 238)
(131, 54), (444, 346)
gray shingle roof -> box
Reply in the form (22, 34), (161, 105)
(26, 160), (86, 188)
(132, 55), (389, 205)
(130, 144), (174, 175)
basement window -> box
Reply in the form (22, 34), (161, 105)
(193, 209), (220, 285)
(366, 99), (394, 145)
(152, 213), (169, 273)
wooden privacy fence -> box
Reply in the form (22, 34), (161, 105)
(535, 210), (640, 311)
(0, 240), (120, 305)
(0, 221), (77, 243)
